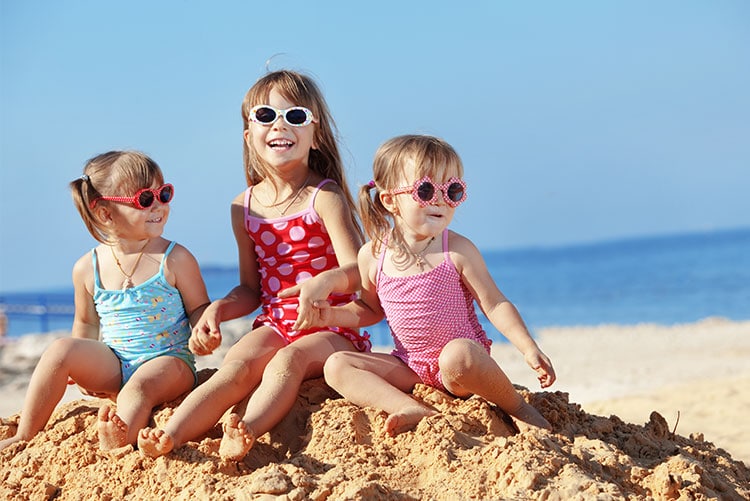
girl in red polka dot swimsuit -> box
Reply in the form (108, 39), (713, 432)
(138, 70), (367, 461)
(309, 135), (557, 437)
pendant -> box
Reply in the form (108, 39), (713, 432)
(122, 278), (134, 290)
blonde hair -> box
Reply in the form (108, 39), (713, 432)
(240, 70), (361, 239)
(360, 135), (464, 256)
(70, 151), (164, 243)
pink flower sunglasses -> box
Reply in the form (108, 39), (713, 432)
(389, 176), (467, 208)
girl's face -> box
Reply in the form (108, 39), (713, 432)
(245, 87), (317, 173)
(384, 159), (462, 240)
(100, 182), (170, 242)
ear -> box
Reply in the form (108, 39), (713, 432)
(379, 191), (399, 215)
(94, 205), (114, 225)
(244, 129), (252, 147)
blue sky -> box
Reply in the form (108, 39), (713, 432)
(1, 1), (748, 293)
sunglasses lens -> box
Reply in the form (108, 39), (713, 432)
(253, 107), (277, 123)
(447, 183), (465, 202)
(138, 190), (155, 208)
(416, 182), (435, 202)
(285, 109), (309, 125)
(159, 185), (174, 203)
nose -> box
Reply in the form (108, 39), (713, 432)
(271, 112), (287, 129)
(431, 186), (447, 205)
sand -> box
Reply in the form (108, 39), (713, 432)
(1, 318), (749, 500)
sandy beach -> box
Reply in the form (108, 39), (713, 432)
(1, 317), (749, 499)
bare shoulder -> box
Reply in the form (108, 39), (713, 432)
(314, 180), (347, 211)
(358, 241), (379, 278)
(166, 241), (198, 264)
(358, 241), (376, 261)
(447, 231), (484, 271)
(72, 249), (96, 293)
(231, 189), (247, 205)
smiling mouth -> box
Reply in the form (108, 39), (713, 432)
(268, 139), (294, 150)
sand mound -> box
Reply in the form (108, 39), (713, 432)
(1, 370), (748, 500)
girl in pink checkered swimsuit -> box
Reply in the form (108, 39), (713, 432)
(378, 229), (490, 390)
(311, 135), (557, 437)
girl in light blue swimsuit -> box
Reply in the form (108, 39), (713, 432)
(0, 151), (211, 454)
(92, 240), (196, 386)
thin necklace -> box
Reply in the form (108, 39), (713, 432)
(259, 173), (311, 216)
(401, 236), (435, 270)
(109, 239), (150, 290)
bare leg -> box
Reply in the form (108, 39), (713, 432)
(139, 329), (283, 458)
(0, 338), (121, 452)
(325, 350), (434, 436)
(439, 339), (551, 431)
(218, 332), (355, 459)
(111, 355), (195, 450)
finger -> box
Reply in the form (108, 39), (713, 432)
(312, 299), (332, 309)
(278, 284), (301, 299)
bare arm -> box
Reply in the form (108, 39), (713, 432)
(190, 194), (262, 354)
(162, 242), (215, 354)
(306, 243), (385, 329)
(451, 232), (556, 388)
(282, 183), (364, 329)
(70, 253), (100, 340)
(69, 252), (105, 394)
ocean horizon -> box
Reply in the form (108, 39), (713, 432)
(2, 226), (749, 345)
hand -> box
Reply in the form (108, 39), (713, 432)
(524, 349), (556, 389)
(279, 277), (334, 330)
(189, 303), (223, 355)
(69, 378), (116, 400)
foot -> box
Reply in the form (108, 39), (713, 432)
(218, 413), (255, 460)
(137, 427), (175, 458)
(0, 435), (24, 452)
(510, 401), (552, 432)
(97, 405), (130, 451)
(384, 405), (437, 436)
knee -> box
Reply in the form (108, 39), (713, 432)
(264, 345), (308, 381)
(41, 337), (79, 365)
(439, 339), (487, 384)
(323, 351), (357, 388)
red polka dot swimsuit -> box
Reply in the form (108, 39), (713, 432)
(244, 179), (371, 352)
(377, 229), (491, 390)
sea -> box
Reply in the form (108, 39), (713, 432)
(2, 227), (749, 346)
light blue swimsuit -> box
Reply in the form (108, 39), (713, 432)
(92, 241), (196, 387)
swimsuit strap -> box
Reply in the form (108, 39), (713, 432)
(244, 186), (253, 221)
(442, 229), (450, 259)
(375, 234), (390, 288)
(308, 178), (334, 209)
(92, 248), (103, 289)
(159, 241), (177, 275)
(92, 241), (175, 289)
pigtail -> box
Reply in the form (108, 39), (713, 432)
(70, 173), (109, 244)
(359, 181), (391, 257)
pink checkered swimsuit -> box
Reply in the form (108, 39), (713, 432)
(244, 179), (371, 352)
(377, 229), (491, 391)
